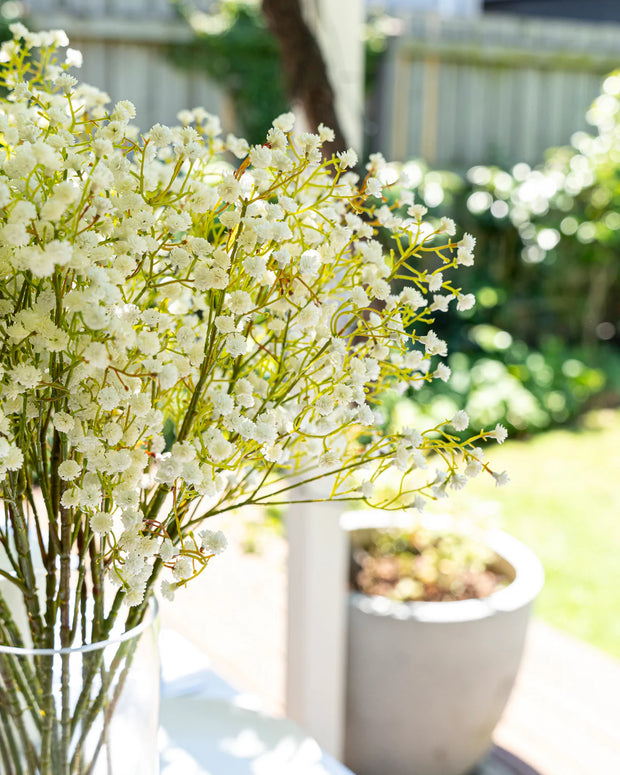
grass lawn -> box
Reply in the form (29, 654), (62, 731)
(446, 409), (620, 659)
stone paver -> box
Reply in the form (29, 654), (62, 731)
(494, 621), (620, 775)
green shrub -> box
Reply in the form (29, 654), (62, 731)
(384, 68), (620, 433)
(388, 330), (617, 437)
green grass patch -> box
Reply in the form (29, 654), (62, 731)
(448, 409), (620, 658)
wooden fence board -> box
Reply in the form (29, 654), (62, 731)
(108, 41), (150, 127)
(70, 37), (108, 98)
(493, 66), (515, 166)
(409, 64), (426, 166)
(28, 9), (224, 133)
(437, 62), (459, 168)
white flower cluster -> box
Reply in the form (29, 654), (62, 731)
(0, 27), (507, 607)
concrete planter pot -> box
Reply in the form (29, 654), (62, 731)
(342, 513), (544, 775)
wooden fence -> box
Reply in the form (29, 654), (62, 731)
(377, 12), (620, 168)
(24, 3), (620, 170)
(28, 0), (227, 134)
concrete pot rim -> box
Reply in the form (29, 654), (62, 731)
(342, 510), (545, 624)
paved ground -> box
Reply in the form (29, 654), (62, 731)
(160, 512), (620, 775)
(493, 621), (620, 774)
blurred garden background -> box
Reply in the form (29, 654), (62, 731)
(4, 0), (619, 660)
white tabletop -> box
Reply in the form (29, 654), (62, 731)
(159, 630), (355, 775)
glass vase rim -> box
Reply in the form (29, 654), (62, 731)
(0, 596), (159, 657)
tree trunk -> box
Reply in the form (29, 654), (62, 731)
(261, 0), (349, 157)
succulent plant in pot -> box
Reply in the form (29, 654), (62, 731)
(342, 509), (544, 775)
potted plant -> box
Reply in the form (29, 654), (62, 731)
(341, 509), (544, 775)
(0, 24), (509, 773)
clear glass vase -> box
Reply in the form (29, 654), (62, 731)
(0, 598), (160, 775)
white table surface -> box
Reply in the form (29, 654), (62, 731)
(159, 630), (355, 775)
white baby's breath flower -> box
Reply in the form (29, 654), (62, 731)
(438, 216), (456, 236)
(199, 529), (227, 555)
(450, 473), (468, 491)
(369, 278), (390, 301)
(53, 412), (75, 433)
(11, 364), (42, 389)
(218, 173), (241, 203)
(366, 177), (383, 197)
(225, 333), (247, 358)
(249, 145), (272, 168)
(160, 539), (176, 564)
(400, 286), (427, 309)
(149, 123), (172, 147)
(465, 458), (483, 478)
(351, 287), (370, 308)
(214, 314), (237, 334)
(82, 305), (110, 330)
(418, 331), (447, 357)
(242, 255), (266, 279)
(129, 393), (151, 418)
(90, 511), (114, 536)
(226, 133), (250, 158)
(488, 423), (508, 444)
(272, 247), (291, 266)
(111, 99), (136, 122)
(206, 430), (233, 461)
(273, 112), (295, 132)
(451, 410), (470, 432)
(227, 290), (253, 315)
(317, 123), (335, 143)
(492, 470), (510, 487)
(263, 442), (286, 463)
(456, 293), (475, 311)
(434, 363), (451, 382)
(413, 494), (426, 512)
(299, 249), (321, 279)
(234, 378), (254, 408)
(457, 234), (476, 266)
(173, 557), (193, 582)
(428, 273), (443, 292)
(211, 389), (234, 417)
(407, 204), (428, 220)
(319, 450), (340, 470)
(161, 580), (176, 601)
(194, 264), (228, 291)
(430, 294), (450, 313)
(0, 441), (23, 471)
(58, 460), (82, 481)
(337, 149), (358, 169)
(97, 386), (120, 411)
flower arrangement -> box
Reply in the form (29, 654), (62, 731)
(0, 24), (507, 773)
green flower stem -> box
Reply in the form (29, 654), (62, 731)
(79, 638), (139, 775)
(68, 593), (126, 741)
(38, 652), (57, 775)
(6, 495), (45, 649)
(0, 694), (25, 775)
(0, 653), (39, 772)
(88, 537), (104, 644)
(183, 458), (381, 529)
(58, 499), (73, 775)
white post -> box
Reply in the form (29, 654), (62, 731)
(302, 0), (365, 152)
(285, 490), (348, 759)
(286, 1), (364, 760)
